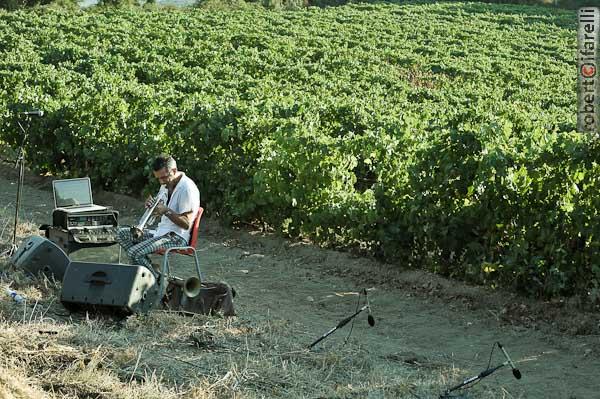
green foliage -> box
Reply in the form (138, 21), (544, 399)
(0, 0), (78, 10)
(261, 0), (306, 10)
(0, 3), (597, 302)
(195, 0), (255, 10)
(45, 0), (79, 9)
(97, 0), (140, 7)
(476, 0), (596, 9)
(0, 0), (52, 10)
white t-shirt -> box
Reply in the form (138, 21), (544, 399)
(154, 172), (200, 243)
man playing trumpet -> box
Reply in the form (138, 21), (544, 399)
(116, 155), (200, 276)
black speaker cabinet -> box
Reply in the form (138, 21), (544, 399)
(10, 235), (70, 280)
(60, 261), (161, 314)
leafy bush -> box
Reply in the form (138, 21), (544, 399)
(195, 0), (257, 10)
(0, 0), (78, 10)
(97, 0), (140, 7)
(0, 0), (52, 10)
(0, 3), (597, 302)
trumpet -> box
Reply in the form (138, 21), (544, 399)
(131, 187), (168, 239)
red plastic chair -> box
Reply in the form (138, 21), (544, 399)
(156, 207), (204, 287)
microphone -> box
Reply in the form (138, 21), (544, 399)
(21, 110), (44, 117)
(367, 311), (375, 327)
(363, 288), (375, 327)
(497, 342), (522, 379)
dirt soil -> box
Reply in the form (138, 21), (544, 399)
(1, 169), (599, 399)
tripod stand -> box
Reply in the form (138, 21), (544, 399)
(1, 119), (31, 258)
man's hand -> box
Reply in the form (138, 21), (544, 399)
(145, 195), (156, 209)
(154, 202), (169, 216)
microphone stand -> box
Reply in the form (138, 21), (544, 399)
(308, 304), (370, 350)
(1, 120), (30, 258)
(439, 361), (508, 399)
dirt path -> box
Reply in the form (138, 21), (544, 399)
(196, 226), (600, 398)
(1, 171), (599, 398)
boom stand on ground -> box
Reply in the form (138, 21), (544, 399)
(1, 121), (29, 258)
(308, 304), (370, 350)
(439, 361), (508, 399)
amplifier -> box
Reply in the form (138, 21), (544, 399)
(52, 209), (119, 230)
(42, 209), (119, 254)
(44, 227), (118, 254)
(60, 262), (161, 314)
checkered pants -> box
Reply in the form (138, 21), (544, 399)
(116, 227), (187, 275)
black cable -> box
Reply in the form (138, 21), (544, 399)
(486, 342), (496, 369)
(342, 290), (363, 346)
(458, 342), (497, 393)
(342, 290), (368, 346)
(309, 289), (372, 350)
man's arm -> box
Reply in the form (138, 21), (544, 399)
(155, 203), (194, 230)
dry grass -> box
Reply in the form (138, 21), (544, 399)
(0, 205), (40, 255)
(0, 220), (497, 399)
(0, 271), (451, 399)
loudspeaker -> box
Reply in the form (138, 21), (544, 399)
(164, 278), (236, 316)
(10, 235), (70, 280)
(60, 261), (161, 314)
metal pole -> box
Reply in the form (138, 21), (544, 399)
(10, 149), (25, 253)
(3, 120), (30, 257)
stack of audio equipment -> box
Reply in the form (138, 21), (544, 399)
(11, 237), (163, 315)
(40, 177), (120, 254)
(9, 177), (163, 315)
(40, 208), (119, 254)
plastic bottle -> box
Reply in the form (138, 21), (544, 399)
(5, 288), (24, 304)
